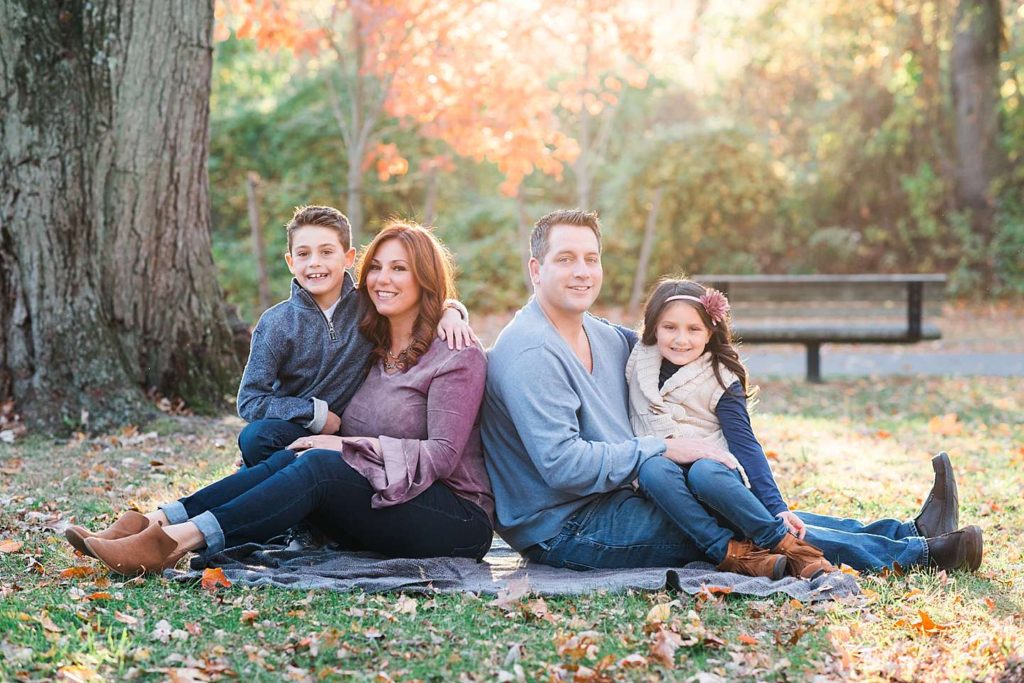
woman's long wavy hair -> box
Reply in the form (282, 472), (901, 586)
(640, 277), (754, 398)
(356, 221), (456, 370)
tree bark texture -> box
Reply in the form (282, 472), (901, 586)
(0, 0), (239, 432)
(951, 0), (1005, 240)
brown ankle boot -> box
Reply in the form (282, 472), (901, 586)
(717, 539), (787, 579)
(772, 534), (836, 580)
(65, 510), (151, 558)
(85, 522), (187, 576)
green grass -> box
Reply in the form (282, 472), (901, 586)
(1, 376), (1022, 681)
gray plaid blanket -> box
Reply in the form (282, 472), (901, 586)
(168, 536), (859, 601)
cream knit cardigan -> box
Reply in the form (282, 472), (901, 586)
(625, 343), (749, 485)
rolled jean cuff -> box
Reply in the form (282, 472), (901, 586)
(191, 510), (226, 555)
(159, 501), (189, 525)
(905, 519), (925, 538)
(913, 536), (928, 568)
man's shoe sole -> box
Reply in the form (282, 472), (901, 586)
(964, 525), (983, 572)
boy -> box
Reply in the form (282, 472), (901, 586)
(236, 205), (473, 466)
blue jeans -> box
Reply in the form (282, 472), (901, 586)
(677, 458), (927, 571)
(522, 487), (707, 570)
(527, 456), (927, 572)
(238, 419), (311, 467)
(161, 448), (492, 560)
(637, 456), (790, 564)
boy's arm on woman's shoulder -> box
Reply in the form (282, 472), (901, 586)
(236, 328), (321, 429)
(716, 382), (789, 516)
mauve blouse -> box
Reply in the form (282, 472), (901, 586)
(339, 337), (495, 523)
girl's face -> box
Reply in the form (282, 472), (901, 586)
(654, 301), (713, 367)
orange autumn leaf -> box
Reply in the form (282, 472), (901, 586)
(894, 610), (951, 636)
(875, 429), (892, 439)
(0, 539), (23, 553)
(57, 664), (101, 682)
(200, 567), (232, 591)
(84, 592), (112, 601)
(928, 413), (962, 436)
(649, 627), (682, 668)
(60, 566), (103, 579)
(738, 633), (759, 645)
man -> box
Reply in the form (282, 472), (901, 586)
(481, 208), (977, 573)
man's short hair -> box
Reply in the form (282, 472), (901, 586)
(286, 205), (352, 252)
(530, 209), (602, 261)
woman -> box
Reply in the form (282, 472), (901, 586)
(67, 221), (494, 574)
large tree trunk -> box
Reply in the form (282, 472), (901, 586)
(951, 0), (1005, 243)
(0, 0), (239, 433)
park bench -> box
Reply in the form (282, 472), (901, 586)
(691, 274), (947, 382)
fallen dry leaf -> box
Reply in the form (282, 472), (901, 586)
(646, 602), (672, 624)
(60, 566), (103, 579)
(201, 567), (232, 591)
(738, 633), (759, 645)
(894, 610), (951, 636)
(928, 413), (962, 436)
(0, 539), (23, 553)
(649, 627), (682, 668)
(57, 664), (101, 682)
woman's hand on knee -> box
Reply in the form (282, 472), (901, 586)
(287, 435), (346, 454)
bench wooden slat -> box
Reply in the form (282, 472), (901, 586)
(692, 280), (946, 304)
(684, 273), (947, 382)
(733, 322), (942, 343)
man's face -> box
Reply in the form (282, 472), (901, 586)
(529, 224), (603, 318)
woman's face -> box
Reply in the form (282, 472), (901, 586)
(654, 301), (712, 367)
(365, 238), (421, 323)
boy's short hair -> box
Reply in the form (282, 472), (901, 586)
(530, 209), (602, 261)
(286, 205), (352, 252)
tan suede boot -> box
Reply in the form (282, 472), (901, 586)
(772, 534), (837, 580)
(85, 522), (187, 576)
(65, 510), (151, 558)
(717, 539), (787, 579)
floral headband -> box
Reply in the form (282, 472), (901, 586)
(664, 289), (731, 326)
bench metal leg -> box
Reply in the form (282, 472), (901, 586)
(806, 343), (822, 383)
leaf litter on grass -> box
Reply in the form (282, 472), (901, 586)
(2, 378), (1023, 681)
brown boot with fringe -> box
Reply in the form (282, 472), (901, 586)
(717, 539), (787, 579)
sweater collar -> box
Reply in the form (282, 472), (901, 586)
(634, 343), (715, 405)
(288, 271), (356, 312)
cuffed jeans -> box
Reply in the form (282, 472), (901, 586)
(160, 448), (493, 560)
(237, 419), (312, 467)
(665, 457), (927, 571)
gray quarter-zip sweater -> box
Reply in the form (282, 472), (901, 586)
(237, 274), (373, 433)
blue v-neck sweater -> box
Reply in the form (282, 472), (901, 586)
(481, 299), (667, 551)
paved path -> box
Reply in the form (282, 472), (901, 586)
(743, 350), (1024, 378)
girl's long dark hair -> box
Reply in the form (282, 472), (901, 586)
(355, 220), (456, 370)
(640, 277), (753, 398)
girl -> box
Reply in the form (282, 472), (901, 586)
(626, 278), (834, 579)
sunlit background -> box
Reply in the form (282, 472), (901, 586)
(209, 0), (1024, 322)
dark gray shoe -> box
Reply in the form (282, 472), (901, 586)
(914, 452), (959, 538)
(926, 525), (983, 572)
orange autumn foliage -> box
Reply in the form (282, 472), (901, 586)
(215, 0), (654, 196)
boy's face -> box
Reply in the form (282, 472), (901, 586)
(285, 225), (356, 308)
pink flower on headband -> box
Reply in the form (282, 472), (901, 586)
(700, 289), (730, 325)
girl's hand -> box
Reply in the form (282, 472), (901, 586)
(437, 308), (479, 350)
(776, 510), (806, 539)
(286, 435), (346, 453)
